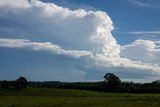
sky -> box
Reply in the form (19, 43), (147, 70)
(0, 0), (160, 82)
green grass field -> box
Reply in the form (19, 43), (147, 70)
(0, 87), (160, 107)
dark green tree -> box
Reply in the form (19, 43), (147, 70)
(13, 77), (28, 89)
(13, 80), (21, 89)
(18, 77), (27, 88)
(103, 73), (121, 92)
(1, 80), (9, 89)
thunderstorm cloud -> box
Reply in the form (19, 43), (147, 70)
(0, 0), (160, 82)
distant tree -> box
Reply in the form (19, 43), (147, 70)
(103, 73), (121, 92)
(151, 80), (160, 87)
(18, 77), (27, 88)
(13, 80), (21, 89)
(13, 77), (28, 89)
(1, 80), (9, 89)
(103, 73), (121, 83)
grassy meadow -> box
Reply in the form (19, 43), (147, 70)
(0, 87), (160, 107)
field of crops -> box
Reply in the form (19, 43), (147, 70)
(0, 87), (160, 107)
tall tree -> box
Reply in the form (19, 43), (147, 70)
(13, 77), (28, 89)
(103, 73), (121, 92)
(18, 77), (28, 88)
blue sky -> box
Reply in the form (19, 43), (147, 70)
(0, 0), (160, 82)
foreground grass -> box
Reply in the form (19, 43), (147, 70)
(0, 87), (160, 107)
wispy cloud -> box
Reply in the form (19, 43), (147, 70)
(127, 0), (160, 9)
(128, 31), (160, 35)
(127, 0), (150, 7)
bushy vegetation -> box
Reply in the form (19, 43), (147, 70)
(28, 73), (160, 93)
(0, 77), (28, 90)
(1, 73), (160, 93)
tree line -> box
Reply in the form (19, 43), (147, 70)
(29, 73), (160, 93)
(0, 77), (27, 89)
(1, 73), (160, 93)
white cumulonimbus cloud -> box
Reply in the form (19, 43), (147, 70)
(0, 0), (160, 82)
(121, 39), (160, 64)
